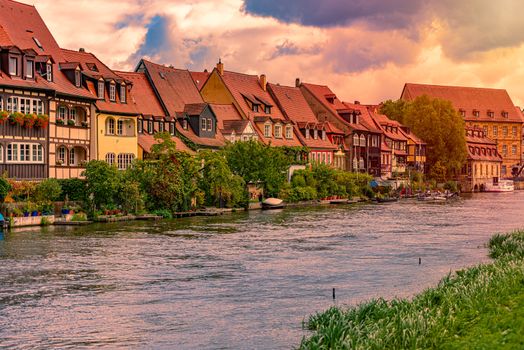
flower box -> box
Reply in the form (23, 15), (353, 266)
(67, 119), (76, 126)
(56, 118), (65, 125)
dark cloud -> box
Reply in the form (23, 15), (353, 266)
(242, 0), (425, 30)
(268, 40), (321, 59)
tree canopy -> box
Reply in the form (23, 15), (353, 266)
(380, 95), (467, 178)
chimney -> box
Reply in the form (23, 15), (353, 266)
(79, 48), (85, 52)
(295, 78), (301, 87)
(216, 58), (224, 76)
(354, 100), (360, 105)
(260, 74), (267, 91)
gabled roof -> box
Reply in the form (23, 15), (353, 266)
(62, 49), (138, 115)
(465, 127), (502, 162)
(139, 59), (203, 116)
(401, 83), (524, 123)
(343, 102), (382, 134)
(209, 103), (243, 131)
(138, 134), (195, 155)
(371, 113), (409, 142)
(0, 0), (94, 99)
(184, 103), (208, 116)
(116, 71), (165, 117)
(190, 70), (210, 90)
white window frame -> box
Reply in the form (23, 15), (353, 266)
(46, 63), (52, 82)
(274, 124), (282, 138)
(6, 143), (44, 163)
(120, 84), (126, 103)
(0, 144), (3, 163)
(98, 80), (105, 99)
(57, 146), (66, 163)
(169, 122), (175, 135)
(75, 70), (81, 87)
(69, 147), (76, 165)
(117, 119), (123, 135)
(26, 60), (34, 79)
(285, 126), (293, 139)
(147, 120), (153, 134)
(201, 118), (207, 131)
(105, 152), (115, 166)
(138, 120), (143, 134)
(264, 123), (271, 137)
(9, 57), (17, 76)
(206, 118), (212, 132)
(69, 108), (77, 123)
(109, 83), (116, 102)
(107, 118), (115, 135)
(117, 153), (135, 170)
(58, 106), (67, 120)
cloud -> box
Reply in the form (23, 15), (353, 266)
(268, 40), (321, 59)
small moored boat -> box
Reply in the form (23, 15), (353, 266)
(262, 198), (284, 210)
(484, 180), (514, 192)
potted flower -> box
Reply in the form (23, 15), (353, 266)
(56, 159), (64, 166)
(61, 206), (71, 215)
(24, 113), (36, 128)
(0, 110), (8, 124)
(67, 119), (76, 126)
(35, 114), (49, 128)
(56, 118), (65, 126)
(9, 112), (25, 126)
(81, 121), (89, 128)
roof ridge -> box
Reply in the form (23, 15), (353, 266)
(2, 0), (34, 9)
(142, 59), (191, 73)
(405, 82), (508, 92)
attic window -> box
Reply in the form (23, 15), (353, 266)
(252, 104), (259, 112)
(97, 80), (105, 99)
(264, 106), (271, 114)
(487, 111), (494, 118)
(9, 57), (18, 76)
(120, 84), (126, 103)
(473, 110), (480, 117)
(86, 63), (98, 72)
(46, 63), (53, 82)
(32, 37), (44, 51)
(109, 83), (116, 102)
(502, 111), (509, 118)
(459, 109), (466, 117)
(159, 72), (166, 80)
(75, 70), (81, 87)
(26, 60), (34, 79)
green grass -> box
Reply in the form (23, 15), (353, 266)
(299, 231), (524, 349)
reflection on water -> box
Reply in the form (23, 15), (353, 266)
(1, 192), (524, 349)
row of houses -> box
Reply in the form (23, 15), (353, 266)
(1, 0), (522, 193)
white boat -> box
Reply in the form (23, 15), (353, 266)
(262, 198), (284, 210)
(484, 180), (514, 192)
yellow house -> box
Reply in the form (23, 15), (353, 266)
(61, 49), (139, 169)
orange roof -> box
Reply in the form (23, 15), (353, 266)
(370, 113), (409, 142)
(138, 133), (195, 155)
(140, 59), (203, 116)
(116, 71), (165, 117)
(209, 103), (242, 129)
(402, 83), (524, 123)
(344, 102), (382, 134)
(190, 70), (210, 90)
(465, 128), (502, 162)
(0, 0), (94, 99)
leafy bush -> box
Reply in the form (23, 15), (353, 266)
(34, 178), (62, 203)
(443, 180), (458, 192)
(152, 209), (173, 219)
(57, 178), (86, 201)
(0, 176), (11, 202)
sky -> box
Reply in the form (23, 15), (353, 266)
(28, 0), (524, 106)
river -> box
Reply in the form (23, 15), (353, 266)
(1, 192), (524, 349)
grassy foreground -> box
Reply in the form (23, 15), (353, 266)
(300, 231), (524, 349)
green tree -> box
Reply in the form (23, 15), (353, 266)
(0, 176), (11, 202)
(82, 160), (121, 210)
(381, 95), (467, 179)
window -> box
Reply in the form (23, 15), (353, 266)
(274, 124), (282, 138)
(512, 145), (517, 155)
(98, 80), (105, 99)
(57, 146), (66, 164)
(313, 129), (318, 139)
(109, 84), (116, 102)
(285, 126), (293, 139)
(182, 119), (188, 130)
(26, 60), (34, 79)
(483, 126), (488, 136)
(512, 126), (517, 137)
(360, 135), (366, 147)
(6, 143), (43, 163)
(502, 144), (507, 156)
(493, 126), (498, 137)
(459, 110), (466, 117)
(252, 104), (259, 112)
(9, 57), (17, 75)
(138, 120), (143, 134)
(46, 63), (52, 82)
(75, 70), (81, 87)
(105, 152), (115, 166)
(120, 84), (126, 103)
(264, 106), (271, 114)
(502, 165), (507, 175)
(502, 111), (509, 118)
(264, 124), (271, 137)
(305, 128), (310, 139)
(147, 120), (153, 134)
(69, 108), (77, 123)
(503, 126), (508, 137)
(473, 110), (480, 117)
(206, 118), (212, 132)
(158, 122), (164, 133)
(117, 119), (123, 135)
(69, 147), (75, 165)
(169, 122), (175, 135)
(488, 111), (494, 118)
(58, 106), (67, 120)
(107, 118), (115, 135)
(201, 118), (207, 131)
(117, 153), (135, 170)
(322, 130), (327, 141)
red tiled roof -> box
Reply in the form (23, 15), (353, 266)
(190, 70), (210, 90)
(370, 113), (409, 142)
(116, 71), (165, 117)
(344, 102), (382, 134)
(402, 83), (524, 123)
(209, 103), (243, 130)
(465, 128), (502, 162)
(217, 69), (302, 147)
(139, 133), (195, 155)
(0, 0), (94, 99)
(140, 59), (203, 116)
(184, 103), (207, 116)
(177, 125), (226, 148)
(324, 121), (344, 134)
(62, 49), (138, 115)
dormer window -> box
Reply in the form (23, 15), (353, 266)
(473, 110), (480, 117)
(264, 123), (271, 137)
(109, 83), (116, 102)
(502, 111), (509, 118)
(147, 120), (153, 133)
(9, 57), (18, 76)
(264, 106), (271, 114)
(120, 84), (126, 103)
(285, 125), (293, 139)
(252, 104), (259, 112)
(46, 63), (52, 82)
(169, 122), (175, 135)
(75, 70), (81, 87)
(459, 109), (466, 117)
(158, 122), (164, 133)
(487, 111), (494, 118)
(201, 118), (206, 131)
(138, 120), (143, 134)
(305, 128), (310, 139)
(206, 118), (212, 131)
(182, 119), (188, 130)
(314, 129), (318, 140)
(322, 130), (326, 140)
(274, 124), (282, 138)
(25, 60), (34, 79)
(97, 80), (105, 99)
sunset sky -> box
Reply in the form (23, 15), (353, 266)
(27, 0), (524, 106)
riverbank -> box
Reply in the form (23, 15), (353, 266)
(299, 230), (524, 349)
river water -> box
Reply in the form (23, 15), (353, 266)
(1, 192), (524, 349)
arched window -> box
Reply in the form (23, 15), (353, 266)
(106, 118), (115, 135)
(359, 157), (365, 169)
(69, 147), (75, 166)
(353, 134), (359, 146)
(57, 146), (67, 164)
(0, 144), (3, 163)
(105, 152), (115, 166)
(360, 135), (366, 147)
(117, 119), (123, 135)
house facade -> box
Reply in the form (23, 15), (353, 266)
(401, 83), (524, 178)
(459, 127), (502, 192)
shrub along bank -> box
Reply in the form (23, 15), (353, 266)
(300, 231), (524, 349)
